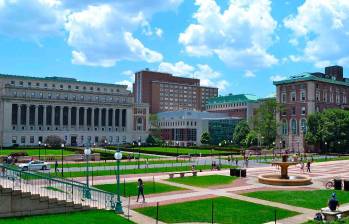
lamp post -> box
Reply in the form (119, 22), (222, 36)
(279, 140), (282, 157)
(325, 142), (328, 160)
(61, 143), (65, 177)
(38, 141), (41, 160)
(83, 147), (91, 199)
(218, 143), (222, 166)
(114, 150), (123, 214)
(44, 144), (47, 161)
(137, 141), (141, 169)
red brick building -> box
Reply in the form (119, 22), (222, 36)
(133, 70), (218, 113)
(274, 65), (349, 152)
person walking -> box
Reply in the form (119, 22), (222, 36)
(235, 158), (239, 166)
(306, 161), (311, 173)
(300, 159), (304, 173)
(136, 178), (145, 203)
(54, 160), (59, 173)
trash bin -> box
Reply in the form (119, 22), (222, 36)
(240, 169), (247, 177)
(230, 168), (237, 177)
(344, 180), (349, 191)
(334, 179), (342, 190)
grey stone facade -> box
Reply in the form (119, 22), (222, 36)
(0, 74), (149, 147)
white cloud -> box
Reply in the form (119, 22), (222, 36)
(158, 61), (229, 91)
(122, 70), (134, 78)
(0, 0), (67, 39)
(115, 80), (133, 91)
(0, 0), (182, 66)
(244, 70), (256, 78)
(284, 0), (349, 66)
(179, 0), (278, 69)
(155, 28), (163, 38)
(270, 75), (286, 82)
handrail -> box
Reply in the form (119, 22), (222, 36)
(0, 163), (117, 210)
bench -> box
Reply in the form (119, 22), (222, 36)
(168, 171), (198, 179)
(321, 205), (349, 221)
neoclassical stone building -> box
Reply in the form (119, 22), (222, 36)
(0, 74), (149, 147)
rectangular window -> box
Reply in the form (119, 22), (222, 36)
(316, 91), (320, 101)
(292, 107), (296, 115)
(301, 107), (306, 115)
(300, 91), (306, 101)
(30, 136), (34, 143)
(21, 136), (26, 144)
(291, 92), (296, 101)
(12, 136), (17, 144)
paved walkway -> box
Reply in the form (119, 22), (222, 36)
(116, 159), (349, 224)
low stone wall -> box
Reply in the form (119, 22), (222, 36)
(1, 154), (100, 163)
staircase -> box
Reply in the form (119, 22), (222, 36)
(0, 185), (95, 217)
(0, 164), (118, 218)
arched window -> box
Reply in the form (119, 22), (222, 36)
(300, 119), (307, 133)
(291, 119), (297, 135)
(282, 119), (288, 135)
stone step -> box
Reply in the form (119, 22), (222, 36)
(30, 194), (41, 200)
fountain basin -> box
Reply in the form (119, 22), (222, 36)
(258, 174), (312, 186)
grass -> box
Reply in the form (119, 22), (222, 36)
(94, 181), (186, 197)
(167, 175), (237, 187)
(313, 156), (349, 163)
(0, 210), (133, 224)
(0, 149), (74, 156)
(58, 159), (189, 168)
(18, 164), (232, 180)
(136, 196), (298, 224)
(245, 190), (349, 210)
(129, 147), (232, 155)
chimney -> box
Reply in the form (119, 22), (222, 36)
(325, 65), (343, 81)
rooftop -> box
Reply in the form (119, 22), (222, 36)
(273, 72), (349, 87)
(0, 73), (128, 88)
(207, 94), (258, 105)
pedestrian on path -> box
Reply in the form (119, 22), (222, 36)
(54, 160), (58, 172)
(136, 178), (145, 203)
(235, 158), (239, 166)
(300, 159), (304, 173)
(306, 161), (311, 173)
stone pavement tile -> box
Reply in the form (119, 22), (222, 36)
(127, 209), (166, 224)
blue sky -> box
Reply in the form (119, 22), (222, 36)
(0, 0), (348, 98)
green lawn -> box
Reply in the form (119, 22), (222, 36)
(0, 210), (133, 224)
(167, 175), (237, 187)
(245, 190), (349, 210)
(0, 149), (74, 156)
(22, 165), (231, 180)
(136, 197), (298, 224)
(58, 159), (189, 168)
(313, 156), (349, 163)
(128, 147), (232, 155)
(94, 181), (186, 197)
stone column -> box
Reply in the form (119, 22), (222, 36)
(76, 106), (80, 130)
(60, 106), (63, 129)
(98, 108), (102, 129)
(17, 104), (21, 127)
(52, 106), (55, 127)
(25, 105), (29, 127)
(111, 108), (115, 131)
(34, 105), (38, 128)
(84, 107), (87, 130)
(43, 105), (47, 129)
(68, 106), (71, 129)
(119, 108), (123, 132)
(91, 108), (95, 129)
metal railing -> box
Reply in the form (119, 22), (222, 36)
(0, 163), (118, 210)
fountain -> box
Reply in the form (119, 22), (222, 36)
(258, 155), (312, 186)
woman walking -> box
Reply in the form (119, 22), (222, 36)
(136, 178), (145, 203)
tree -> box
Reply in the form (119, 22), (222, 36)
(44, 135), (64, 147)
(200, 132), (211, 145)
(149, 114), (161, 138)
(251, 99), (282, 147)
(233, 120), (250, 146)
(242, 130), (258, 148)
(306, 109), (349, 153)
